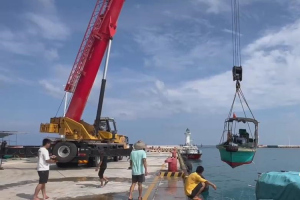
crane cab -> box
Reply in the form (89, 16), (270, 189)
(93, 117), (128, 146)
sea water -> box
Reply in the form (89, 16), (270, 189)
(191, 147), (300, 200)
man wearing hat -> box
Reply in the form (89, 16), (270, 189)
(128, 140), (148, 200)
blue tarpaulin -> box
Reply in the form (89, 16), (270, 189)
(256, 171), (300, 200)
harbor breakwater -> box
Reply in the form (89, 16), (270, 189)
(258, 145), (300, 148)
(146, 144), (300, 148)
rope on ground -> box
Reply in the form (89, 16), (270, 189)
(56, 169), (66, 178)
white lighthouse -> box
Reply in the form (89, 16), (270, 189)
(185, 128), (191, 146)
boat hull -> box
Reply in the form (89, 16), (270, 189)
(217, 145), (256, 168)
(183, 153), (201, 160)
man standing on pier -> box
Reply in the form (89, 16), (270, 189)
(185, 166), (217, 200)
(95, 151), (109, 188)
(33, 139), (56, 200)
(0, 141), (7, 170)
(128, 141), (148, 200)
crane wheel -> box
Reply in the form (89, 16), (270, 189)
(53, 142), (77, 163)
(56, 162), (78, 168)
(87, 156), (101, 167)
(113, 156), (118, 162)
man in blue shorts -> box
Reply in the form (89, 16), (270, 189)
(128, 141), (148, 200)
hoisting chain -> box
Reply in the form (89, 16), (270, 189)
(226, 80), (255, 139)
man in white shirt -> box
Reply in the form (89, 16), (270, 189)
(33, 138), (56, 200)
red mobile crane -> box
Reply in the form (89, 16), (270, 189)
(38, 0), (131, 167)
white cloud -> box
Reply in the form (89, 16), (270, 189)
(223, 28), (243, 36)
(0, 74), (13, 83)
(134, 27), (228, 70)
(0, 67), (32, 85)
(45, 48), (59, 60)
(39, 79), (64, 98)
(244, 20), (300, 54)
(36, 1), (300, 121)
(38, 64), (70, 98)
(0, 0), (69, 59)
(102, 18), (300, 120)
(25, 13), (70, 40)
(0, 32), (57, 59)
(193, 0), (230, 14)
(38, 64), (104, 102)
(0, 0), (70, 85)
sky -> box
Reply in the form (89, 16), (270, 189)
(1, 0), (300, 146)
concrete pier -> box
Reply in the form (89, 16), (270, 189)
(0, 152), (187, 200)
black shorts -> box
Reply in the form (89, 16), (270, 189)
(132, 174), (145, 183)
(187, 183), (203, 199)
(38, 170), (49, 184)
(98, 167), (106, 179)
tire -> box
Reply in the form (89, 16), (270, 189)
(113, 156), (118, 162)
(56, 162), (68, 168)
(56, 162), (78, 168)
(118, 156), (123, 160)
(53, 142), (77, 163)
(87, 156), (101, 167)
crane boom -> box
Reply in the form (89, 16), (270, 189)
(64, 0), (107, 93)
(65, 0), (125, 122)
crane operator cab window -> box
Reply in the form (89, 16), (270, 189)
(99, 121), (108, 131)
(99, 119), (117, 133)
(108, 120), (117, 134)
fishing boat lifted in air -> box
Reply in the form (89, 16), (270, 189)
(217, 115), (258, 168)
(216, 64), (259, 168)
(216, 0), (259, 168)
(180, 128), (202, 160)
(216, 65), (259, 168)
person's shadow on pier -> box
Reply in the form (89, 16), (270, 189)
(16, 193), (34, 200)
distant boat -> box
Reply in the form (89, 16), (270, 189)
(179, 128), (202, 160)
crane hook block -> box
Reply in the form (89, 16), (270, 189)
(232, 66), (242, 81)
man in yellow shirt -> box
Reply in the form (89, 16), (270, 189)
(184, 166), (217, 200)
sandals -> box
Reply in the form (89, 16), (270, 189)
(104, 180), (109, 186)
(128, 196), (142, 199)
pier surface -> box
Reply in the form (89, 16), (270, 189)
(0, 152), (187, 200)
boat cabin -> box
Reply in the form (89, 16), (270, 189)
(223, 117), (258, 148)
